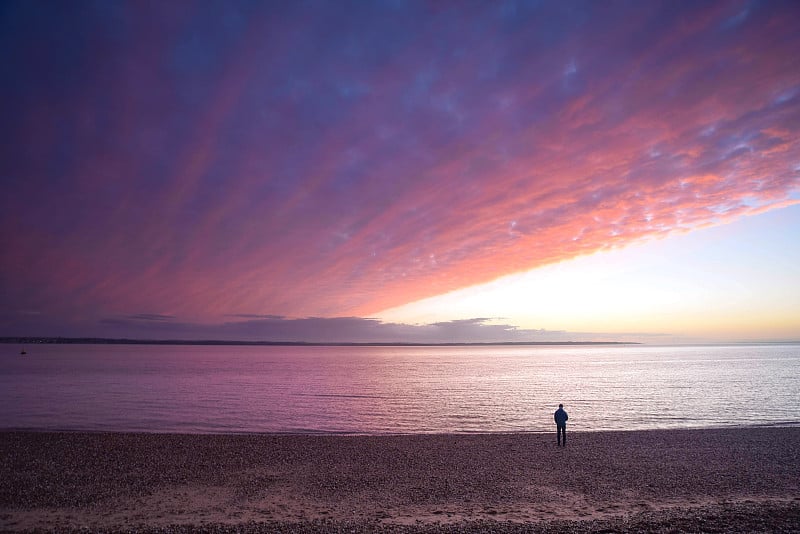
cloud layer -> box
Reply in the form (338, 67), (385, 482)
(1, 1), (799, 338)
(95, 315), (634, 344)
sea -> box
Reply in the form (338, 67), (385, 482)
(1, 343), (798, 434)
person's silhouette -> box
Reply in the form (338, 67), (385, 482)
(554, 404), (568, 447)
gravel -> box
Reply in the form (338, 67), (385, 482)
(1, 428), (799, 532)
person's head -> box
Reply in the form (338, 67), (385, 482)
(559, 404), (563, 408)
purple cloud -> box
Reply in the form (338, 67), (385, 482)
(0, 1), (798, 339)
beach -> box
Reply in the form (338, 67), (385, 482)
(1, 427), (799, 532)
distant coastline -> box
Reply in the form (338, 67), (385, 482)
(0, 337), (638, 347)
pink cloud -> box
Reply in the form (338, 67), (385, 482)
(1, 2), (799, 337)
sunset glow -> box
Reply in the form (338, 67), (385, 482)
(378, 205), (800, 342)
(1, 1), (799, 342)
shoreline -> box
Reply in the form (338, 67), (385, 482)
(2, 421), (798, 437)
(2, 427), (799, 532)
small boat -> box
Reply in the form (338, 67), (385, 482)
(20, 347), (26, 355)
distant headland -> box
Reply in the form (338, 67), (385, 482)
(0, 337), (639, 347)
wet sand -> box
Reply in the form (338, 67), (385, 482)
(1, 427), (799, 532)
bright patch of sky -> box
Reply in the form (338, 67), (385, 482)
(377, 205), (800, 343)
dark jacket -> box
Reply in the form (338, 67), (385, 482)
(554, 408), (568, 426)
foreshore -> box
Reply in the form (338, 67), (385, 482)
(2, 427), (799, 532)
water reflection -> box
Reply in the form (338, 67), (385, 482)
(0, 344), (798, 433)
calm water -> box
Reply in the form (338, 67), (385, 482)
(1, 344), (798, 434)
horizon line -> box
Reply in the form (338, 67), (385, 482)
(1, 336), (640, 347)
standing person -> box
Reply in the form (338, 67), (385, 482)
(554, 404), (568, 447)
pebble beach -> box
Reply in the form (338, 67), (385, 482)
(2, 427), (799, 532)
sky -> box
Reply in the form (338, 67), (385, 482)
(1, 0), (799, 344)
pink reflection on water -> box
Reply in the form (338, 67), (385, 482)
(1, 344), (798, 433)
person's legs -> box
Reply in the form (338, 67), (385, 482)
(562, 425), (566, 446)
(557, 424), (565, 446)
